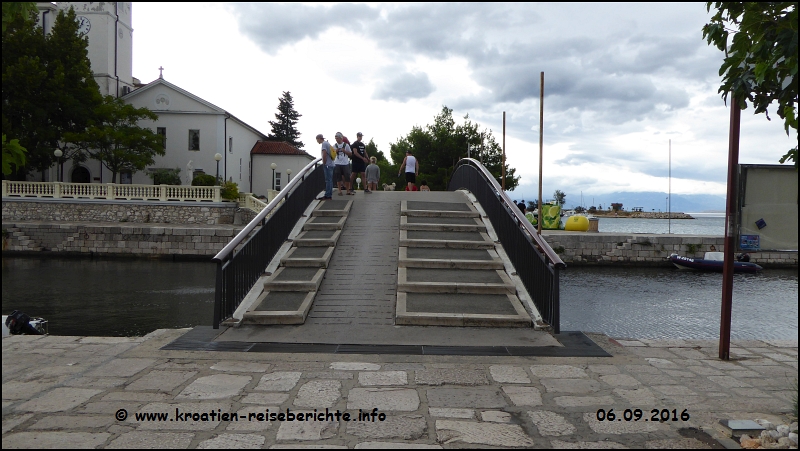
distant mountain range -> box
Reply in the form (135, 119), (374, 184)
(506, 191), (726, 213)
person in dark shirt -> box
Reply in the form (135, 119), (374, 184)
(349, 132), (370, 193)
(517, 200), (526, 213)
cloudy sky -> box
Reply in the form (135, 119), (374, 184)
(131, 2), (795, 204)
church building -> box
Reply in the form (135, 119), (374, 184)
(35, 2), (312, 196)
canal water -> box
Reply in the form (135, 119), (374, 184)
(1, 257), (214, 337)
(2, 256), (797, 340)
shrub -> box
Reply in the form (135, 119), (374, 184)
(192, 174), (217, 186)
(221, 181), (239, 201)
(149, 168), (182, 185)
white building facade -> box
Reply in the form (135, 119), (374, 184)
(35, 2), (312, 194)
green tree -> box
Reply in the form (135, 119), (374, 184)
(267, 91), (303, 149)
(389, 106), (519, 191)
(553, 189), (566, 206)
(2, 5), (102, 178)
(65, 96), (163, 183)
(2, 134), (26, 175)
(1, 2), (36, 35)
(703, 2), (798, 166)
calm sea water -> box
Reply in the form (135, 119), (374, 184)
(561, 266), (798, 340)
(2, 255), (797, 340)
(597, 213), (725, 235)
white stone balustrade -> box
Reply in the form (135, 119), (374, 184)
(2, 180), (221, 202)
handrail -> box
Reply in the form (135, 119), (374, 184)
(213, 157), (321, 264)
(453, 158), (565, 269)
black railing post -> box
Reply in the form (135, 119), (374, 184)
(213, 262), (223, 328)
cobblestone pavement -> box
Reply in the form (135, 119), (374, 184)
(2, 330), (797, 448)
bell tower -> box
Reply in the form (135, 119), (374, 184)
(54, 2), (134, 97)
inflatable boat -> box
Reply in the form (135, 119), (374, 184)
(669, 252), (762, 274)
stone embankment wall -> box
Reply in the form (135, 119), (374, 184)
(541, 232), (797, 268)
(2, 222), (244, 258)
(593, 212), (694, 219)
(2, 198), (238, 225)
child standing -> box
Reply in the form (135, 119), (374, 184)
(365, 156), (380, 193)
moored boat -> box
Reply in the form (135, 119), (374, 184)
(669, 252), (762, 273)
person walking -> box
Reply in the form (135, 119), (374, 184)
(316, 134), (334, 200)
(365, 156), (380, 193)
(349, 132), (370, 193)
(397, 149), (418, 192)
(333, 132), (353, 196)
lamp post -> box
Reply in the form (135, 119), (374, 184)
(286, 168), (292, 185)
(53, 149), (63, 182)
(214, 153), (222, 185)
(270, 163), (277, 190)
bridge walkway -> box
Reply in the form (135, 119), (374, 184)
(218, 190), (559, 348)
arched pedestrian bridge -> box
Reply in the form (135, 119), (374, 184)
(209, 159), (570, 352)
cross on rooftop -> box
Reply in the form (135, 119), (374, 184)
(158, 66), (164, 79)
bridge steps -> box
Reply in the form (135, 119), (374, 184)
(396, 198), (532, 327)
(242, 200), (352, 325)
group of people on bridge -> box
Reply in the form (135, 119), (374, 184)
(315, 132), (427, 200)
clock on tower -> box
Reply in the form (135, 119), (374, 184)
(77, 15), (90, 35)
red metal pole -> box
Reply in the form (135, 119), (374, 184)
(538, 72), (544, 235)
(502, 111), (506, 191)
(719, 97), (740, 360)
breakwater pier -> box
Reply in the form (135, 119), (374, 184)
(542, 231), (797, 268)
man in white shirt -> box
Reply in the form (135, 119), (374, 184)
(397, 149), (418, 191)
(333, 132), (353, 196)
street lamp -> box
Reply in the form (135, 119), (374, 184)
(214, 153), (222, 185)
(53, 149), (63, 182)
(286, 168), (292, 185)
(270, 163), (277, 190)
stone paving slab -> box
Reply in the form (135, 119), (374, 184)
(1, 330), (796, 449)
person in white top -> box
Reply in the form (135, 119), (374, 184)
(397, 149), (418, 191)
(333, 132), (353, 196)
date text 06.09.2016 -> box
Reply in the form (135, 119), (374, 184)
(596, 408), (690, 422)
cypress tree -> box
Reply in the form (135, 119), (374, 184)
(267, 91), (303, 149)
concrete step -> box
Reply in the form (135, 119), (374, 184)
(401, 200), (479, 218)
(397, 267), (516, 294)
(280, 246), (335, 268)
(242, 291), (316, 325)
(303, 216), (346, 231)
(400, 216), (486, 232)
(263, 267), (325, 291)
(293, 230), (342, 247)
(311, 199), (352, 217)
(399, 230), (494, 249)
(396, 292), (531, 327)
(398, 247), (504, 269)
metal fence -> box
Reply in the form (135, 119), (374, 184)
(212, 159), (323, 328)
(448, 158), (565, 332)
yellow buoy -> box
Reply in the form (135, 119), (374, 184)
(564, 215), (590, 231)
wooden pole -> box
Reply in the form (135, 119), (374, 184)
(538, 72), (544, 235)
(719, 96), (740, 360)
(502, 111), (506, 191)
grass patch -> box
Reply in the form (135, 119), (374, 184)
(685, 243), (702, 254)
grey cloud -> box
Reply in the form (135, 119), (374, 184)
(231, 2), (714, 130)
(229, 3), (378, 55)
(373, 71), (435, 102)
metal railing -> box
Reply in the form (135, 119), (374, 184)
(448, 158), (565, 332)
(212, 158), (324, 328)
(2, 180), (221, 202)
